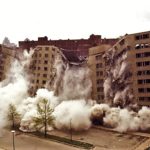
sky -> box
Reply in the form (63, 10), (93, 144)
(0, 0), (150, 45)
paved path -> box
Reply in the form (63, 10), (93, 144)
(0, 130), (82, 150)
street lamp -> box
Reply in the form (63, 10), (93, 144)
(11, 130), (15, 150)
(69, 119), (72, 141)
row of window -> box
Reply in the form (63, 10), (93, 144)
(31, 66), (49, 71)
(97, 87), (103, 92)
(95, 55), (102, 60)
(33, 60), (49, 64)
(135, 34), (149, 40)
(32, 79), (47, 84)
(135, 43), (150, 49)
(139, 97), (150, 101)
(137, 70), (150, 76)
(97, 79), (103, 84)
(96, 71), (103, 76)
(33, 53), (54, 58)
(34, 73), (52, 78)
(138, 88), (150, 93)
(138, 79), (150, 84)
(136, 52), (150, 58)
(136, 61), (150, 67)
(96, 63), (103, 68)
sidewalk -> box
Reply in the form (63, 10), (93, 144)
(135, 138), (150, 150)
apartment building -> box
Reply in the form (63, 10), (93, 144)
(104, 31), (150, 107)
(0, 45), (17, 81)
(19, 35), (117, 58)
(88, 45), (111, 103)
(28, 45), (61, 95)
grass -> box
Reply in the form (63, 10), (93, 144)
(32, 131), (94, 149)
(14, 128), (94, 150)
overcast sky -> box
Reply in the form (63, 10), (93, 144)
(0, 0), (150, 44)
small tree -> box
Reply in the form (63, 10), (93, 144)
(8, 104), (20, 129)
(33, 99), (54, 137)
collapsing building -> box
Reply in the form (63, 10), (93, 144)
(28, 45), (91, 99)
(103, 31), (150, 107)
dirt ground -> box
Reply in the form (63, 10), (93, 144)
(0, 130), (81, 150)
(50, 127), (148, 150)
(0, 127), (150, 150)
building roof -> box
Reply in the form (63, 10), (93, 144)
(60, 49), (86, 64)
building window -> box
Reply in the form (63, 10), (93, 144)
(114, 46), (118, 50)
(143, 34), (149, 39)
(138, 80), (143, 84)
(97, 79), (103, 84)
(44, 67), (48, 71)
(119, 39), (125, 46)
(45, 47), (49, 51)
(42, 80), (46, 84)
(137, 70), (150, 76)
(97, 87), (103, 92)
(36, 80), (39, 83)
(37, 47), (42, 50)
(138, 79), (150, 84)
(39, 54), (42, 57)
(136, 61), (150, 67)
(52, 54), (54, 59)
(138, 88), (145, 93)
(135, 34), (149, 40)
(96, 71), (103, 76)
(147, 88), (150, 92)
(52, 48), (55, 51)
(136, 52), (150, 58)
(136, 62), (142, 67)
(139, 97), (150, 102)
(96, 63), (103, 68)
(45, 54), (49, 57)
(43, 74), (47, 77)
(135, 35), (142, 40)
(95, 55), (101, 60)
(38, 67), (40, 70)
(145, 61), (150, 66)
(44, 60), (48, 64)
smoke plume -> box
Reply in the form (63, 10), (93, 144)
(1, 47), (150, 134)
(0, 49), (34, 133)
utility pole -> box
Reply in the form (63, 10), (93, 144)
(11, 130), (15, 150)
(70, 119), (72, 141)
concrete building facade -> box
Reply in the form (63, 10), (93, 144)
(103, 31), (150, 107)
(0, 45), (17, 81)
(19, 35), (117, 57)
(88, 45), (111, 103)
(28, 45), (60, 95)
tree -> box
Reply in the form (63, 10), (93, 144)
(8, 104), (20, 129)
(33, 99), (55, 137)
